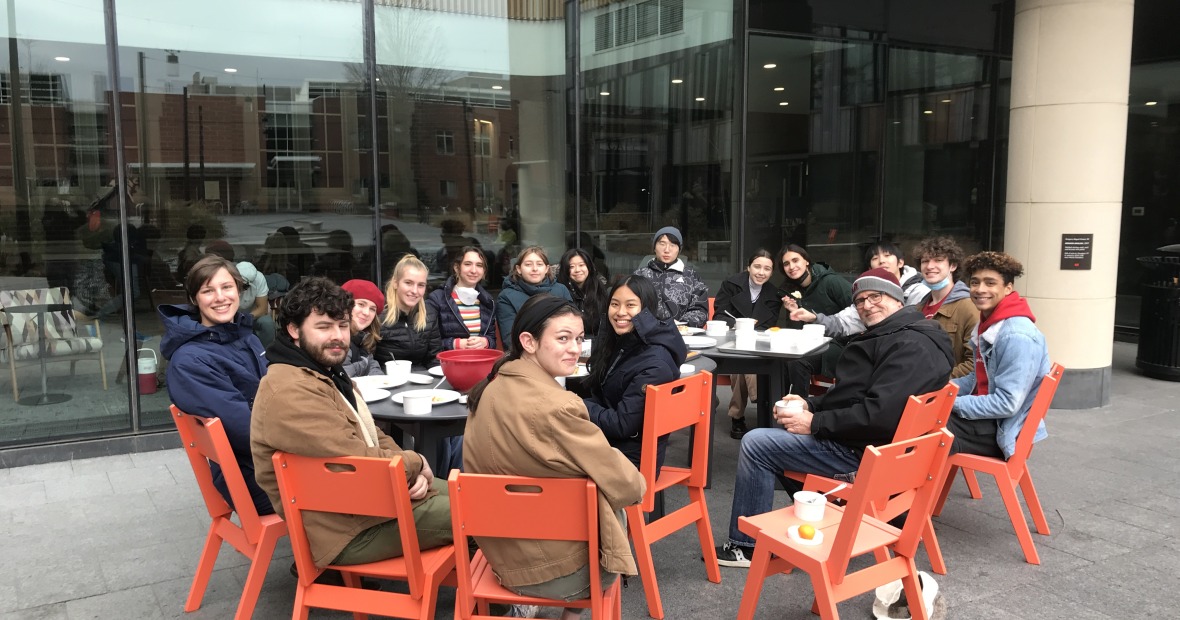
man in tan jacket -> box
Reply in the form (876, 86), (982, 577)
(251, 277), (451, 568)
(912, 236), (978, 378)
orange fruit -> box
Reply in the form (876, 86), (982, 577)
(797, 524), (816, 540)
(769, 327), (780, 332)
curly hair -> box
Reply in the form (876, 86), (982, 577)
(911, 236), (965, 268)
(962, 251), (1025, 285)
(278, 276), (354, 333)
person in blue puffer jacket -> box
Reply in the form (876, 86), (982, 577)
(583, 275), (688, 474)
(160, 255), (273, 515)
(427, 246), (498, 351)
(949, 251), (1050, 459)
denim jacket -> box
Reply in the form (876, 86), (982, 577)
(951, 316), (1050, 459)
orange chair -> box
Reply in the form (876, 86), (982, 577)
(707, 297), (733, 388)
(785, 384), (958, 574)
(933, 363), (1064, 565)
(448, 471), (621, 619)
(737, 430), (954, 620)
(626, 371), (721, 619)
(272, 452), (456, 620)
(170, 405), (287, 620)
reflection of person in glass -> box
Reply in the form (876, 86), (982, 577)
(160, 255), (273, 516)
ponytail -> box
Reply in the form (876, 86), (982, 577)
(466, 354), (518, 413)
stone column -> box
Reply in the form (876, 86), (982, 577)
(1004, 0), (1134, 408)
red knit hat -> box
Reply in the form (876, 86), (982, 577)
(341, 279), (385, 314)
(852, 267), (904, 302)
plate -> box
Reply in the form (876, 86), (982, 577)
(681, 336), (718, 349)
(359, 387), (391, 403)
(567, 363), (589, 378)
(406, 373), (434, 385)
(678, 326), (705, 336)
(787, 524), (824, 546)
(392, 389), (461, 406)
(353, 375), (407, 390)
(427, 366), (444, 377)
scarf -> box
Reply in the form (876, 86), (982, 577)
(972, 292), (1036, 396)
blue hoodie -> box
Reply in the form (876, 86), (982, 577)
(159, 303), (273, 515)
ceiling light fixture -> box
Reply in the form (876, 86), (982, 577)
(671, 79), (683, 84)
(695, 97), (705, 102)
(492, 85), (503, 90)
(940, 98), (952, 103)
(224, 67), (238, 73)
(778, 102), (789, 106)
(773, 87), (785, 91)
(763, 63), (777, 69)
(600, 91), (610, 96)
(1146, 101), (1158, 106)
(54, 56), (70, 62)
(923, 110), (933, 115)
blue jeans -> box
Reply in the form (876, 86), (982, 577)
(727, 428), (862, 547)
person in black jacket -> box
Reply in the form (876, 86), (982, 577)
(583, 275), (688, 475)
(340, 279), (385, 377)
(713, 249), (781, 439)
(375, 255), (442, 368)
(557, 248), (608, 338)
(716, 267), (953, 567)
(427, 247), (498, 351)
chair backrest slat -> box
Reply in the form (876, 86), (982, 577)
(638, 371), (713, 509)
(1007, 363), (1064, 474)
(171, 405), (266, 539)
(891, 383), (958, 443)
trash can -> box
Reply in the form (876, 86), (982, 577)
(1135, 252), (1180, 381)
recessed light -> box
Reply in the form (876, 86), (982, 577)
(224, 67), (238, 73)
(892, 121), (901, 125)
(671, 79), (683, 84)
(375, 78), (381, 82)
(773, 87), (785, 92)
(695, 97), (705, 102)
(778, 102), (789, 106)
(54, 56), (70, 62)
(1146, 101), (1158, 106)
(923, 110), (933, 115)
(492, 85), (503, 90)
(940, 98), (952, 103)
(600, 91), (610, 96)
(763, 63), (777, 69)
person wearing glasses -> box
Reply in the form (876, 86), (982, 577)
(716, 267), (952, 568)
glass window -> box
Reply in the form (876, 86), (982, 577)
(436, 130), (454, 155)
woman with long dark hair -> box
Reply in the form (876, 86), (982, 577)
(584, 275), (687, 473)
(465, 295), (645, 620)
(426, 246), (498, 350)
(557, 247), (608, 337)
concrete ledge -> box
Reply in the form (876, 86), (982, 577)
(1053, 365), (1111, 409)
(0, 430), (180, 468)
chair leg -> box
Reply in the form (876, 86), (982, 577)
(932, 464), (959, 517)
(185, 523), (225, 612)
(9, 358), (19, 401)
(736, 546), (772, 620)
(234, 526), (282, 620)
(688, 487), (721, 584)
(625, 504), (663, 619)
(808, 566), (840, 620)
(995, 475), (1041, 565)
(900, 559), (928, 620)
(922, 516), (948, 576)
(1018, 471), (1051, 535)
(963, 469), (983, 499)
(98, 351), (108, 390)
(292, 582), (310, 620)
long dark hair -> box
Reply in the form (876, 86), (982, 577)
(467, 294), (582, 412)
(557, 248), (606, 335)
(586, 275), (658, 387)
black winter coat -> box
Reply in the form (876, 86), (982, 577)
(426, 277), (498, 350)
(374, 305), (443, 369)
(808, 306), (953, 452)
(584, 310), (688, 471)
(713, 272), (782, 330)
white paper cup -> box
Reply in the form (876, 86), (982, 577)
(802, 324), (826, 338)
(734, 317), (757, 332)
(793, 491), (826, 522)
(402, 393), (433, 415)
(735, 332), (756, 350)
(705, 320), (728, 337)
(386, 360), (412, 381)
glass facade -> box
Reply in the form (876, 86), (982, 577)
(0, 0), (1168, 449)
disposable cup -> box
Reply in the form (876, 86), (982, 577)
(734, 318), (757, 332)
(793, 491), (826, 522)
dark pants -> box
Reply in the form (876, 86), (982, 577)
(946, 415), (1004, 458)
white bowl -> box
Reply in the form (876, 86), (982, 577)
(402, 393), (433, 415)
(793, 491), (826, 522)
(734, 317), (757, 332)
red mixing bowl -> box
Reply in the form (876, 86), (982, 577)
(436, 349), (504, 392)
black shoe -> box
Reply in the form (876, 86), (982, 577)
(715, 543), (753, 568)
(730, 417), (749, 439)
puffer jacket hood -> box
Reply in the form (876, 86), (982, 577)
(160, 303), (256, 359)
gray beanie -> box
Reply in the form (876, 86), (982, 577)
(652, 226), (683, 247)
(851, 267), (904, 303)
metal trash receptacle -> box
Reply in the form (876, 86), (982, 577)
(1136, 253), (1180, 380)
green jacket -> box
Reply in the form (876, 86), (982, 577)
(782, 263), (852, 324)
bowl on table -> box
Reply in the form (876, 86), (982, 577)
(435, 349), (505, 393)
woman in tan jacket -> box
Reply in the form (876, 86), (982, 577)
(464, 295), (645, 620)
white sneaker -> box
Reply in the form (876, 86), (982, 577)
(872, 571), (942, 619)
(508, 604), (541, 618)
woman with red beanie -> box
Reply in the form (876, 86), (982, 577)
(340, 279), (385, 377)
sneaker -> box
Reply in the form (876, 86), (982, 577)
(730, 417), (749, 439)
(508, 604), (541, 617)
(715, 543), (753, 568)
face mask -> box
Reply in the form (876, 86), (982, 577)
(928, 276), (951, 291)
(455, 286), (479, 305)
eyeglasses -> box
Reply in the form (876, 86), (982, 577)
(853, 292), (884, 308)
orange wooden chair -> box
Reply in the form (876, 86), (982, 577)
(170, 405), (287, 620)
(737, 429), (954, 620)
(271, 452), (456, 620)
(785, 384), (958, 574)
(933, 362), (1064, 565)
(626, 370), (721, 618)
(707, 297), (733, 388)
(448, 471), (621, 619)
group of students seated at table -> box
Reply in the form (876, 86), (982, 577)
(160, 227), (1049, 618)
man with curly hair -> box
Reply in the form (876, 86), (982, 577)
(250, 277), (452, 570)
(913, 236), (978, 378)
(948, 252), (1050, 458)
